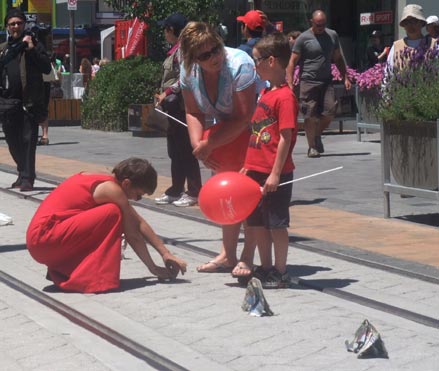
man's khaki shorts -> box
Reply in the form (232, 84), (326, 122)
(299, 80), (338, 119)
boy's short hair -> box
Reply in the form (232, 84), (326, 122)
(254, 32), (291, 69)
(112, 157), (157, 195)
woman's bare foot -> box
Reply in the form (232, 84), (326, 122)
(231, 261), (252, 277)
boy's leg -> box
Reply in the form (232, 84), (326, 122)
(270, 228), (289, 274)
(255, 226), (272, 271)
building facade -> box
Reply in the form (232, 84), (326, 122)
(1, 0), (438, 70)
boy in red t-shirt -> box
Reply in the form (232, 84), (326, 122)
(243, 32), (298, 288)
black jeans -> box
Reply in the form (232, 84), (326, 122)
(2, 109), (39, 183)
(165, 110), (202, 198)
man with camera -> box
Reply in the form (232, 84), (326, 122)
(0, 8), (51, 191)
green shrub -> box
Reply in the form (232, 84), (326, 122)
(81, 56), (162, 131)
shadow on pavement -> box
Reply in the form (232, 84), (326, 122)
(289, 264), (331, 277)
(290, 198), (326, 206)
(0, 243), (26, 253)
(30, 187), (56, 193)
(40, 141), (80, 146)
(289, 235), (313, 243)
(320, 152), (371, 157)
(42, 277), (191, 293)
(300, 278), (358, 289)
(397, 213), (439, 227)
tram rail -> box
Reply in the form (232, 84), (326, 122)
(1, 168), (439, 369)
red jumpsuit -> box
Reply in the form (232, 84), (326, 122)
(26, 173), (123, 293)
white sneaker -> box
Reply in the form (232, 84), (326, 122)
(173, 194), (198, 207)
(155, 194), (180, 205)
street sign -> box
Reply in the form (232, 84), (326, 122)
(68, 0), (77, 11)
(374, 11), (393, 25)
(360, 11), (393, 26)
(360, 13), (374, 26)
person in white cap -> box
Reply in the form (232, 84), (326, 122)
(386, 4), (435, 72)
(426, 15), (439, 38)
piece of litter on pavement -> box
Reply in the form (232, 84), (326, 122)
(242, 277), (274, 317)
(0, 212), (13, 226)
(345, 319), (389, 359)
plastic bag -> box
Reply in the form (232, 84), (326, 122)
(345, 319), (389, 359)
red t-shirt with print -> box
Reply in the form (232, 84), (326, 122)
(244, 85), (298, 174)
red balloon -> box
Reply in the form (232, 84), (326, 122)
(199, 172), (262, 225)
(202, 123), (250, 173)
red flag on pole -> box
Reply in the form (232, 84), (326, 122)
(124, 18), (148, 57)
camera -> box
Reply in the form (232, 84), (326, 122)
(23, 30), (38, 46)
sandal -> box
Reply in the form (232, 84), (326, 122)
(197, 260), (233, 273)
(38, 137), (49, 146)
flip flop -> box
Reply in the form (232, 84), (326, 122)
(197, 260), (233, 273)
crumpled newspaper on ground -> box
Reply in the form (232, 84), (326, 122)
(345, 319), (389, 359)
(241, 277), (274, 317)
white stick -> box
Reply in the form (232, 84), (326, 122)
(279, 166), (343, 187)
(154, 107), (188, 127)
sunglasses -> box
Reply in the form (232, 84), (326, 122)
(7, 21), (24, 27)
(197, 45), (222, 62)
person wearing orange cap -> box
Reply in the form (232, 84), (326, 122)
(236, 10), (265, 56)
(237, 10), (267, 97)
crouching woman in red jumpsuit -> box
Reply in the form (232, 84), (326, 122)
(26, 157), (187, 293)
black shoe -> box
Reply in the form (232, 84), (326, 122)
(20, 180), (34, 192)
(252, 265), (270, 281)
(261, 268), (290, 289)
(11, 176), (22, 188)
(315, 136), (324, 153)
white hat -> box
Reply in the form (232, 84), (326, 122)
(399, 4), (426, 26)
(426, 15), (439, 25)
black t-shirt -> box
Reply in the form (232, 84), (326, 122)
(366, 45), (385, 68)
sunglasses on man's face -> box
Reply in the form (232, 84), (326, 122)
(197, 45), (222, 62)
(7, 21), (24, 27)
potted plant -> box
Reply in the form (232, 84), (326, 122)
(355, 63), (385, 126)
(82, 56), (162, 132)
(379, 43), (439, 190)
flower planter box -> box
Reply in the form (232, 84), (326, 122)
(381, 119), (439, 217)
(355, 85), (381, 141)
(127, 104), (167, 137)
(48, 98), (81, 126)
(384, 120), (438, 190)
(334, 83), (355, 115)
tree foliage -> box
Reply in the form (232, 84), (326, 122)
(104, 0), (223, 60)
(81, 56), (161, 131)
(104, 0), (222, 24)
